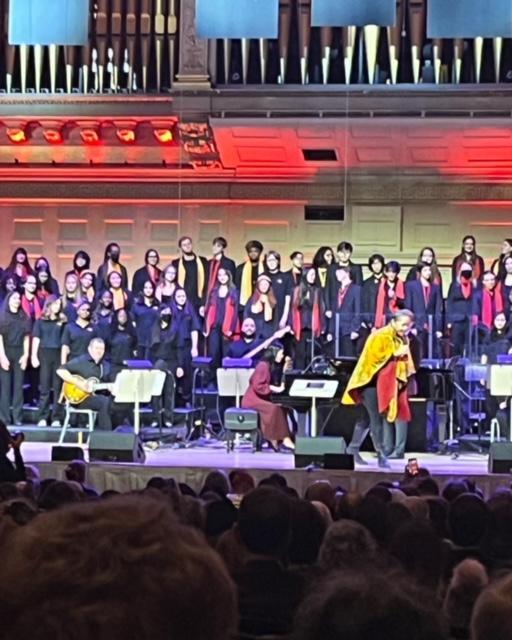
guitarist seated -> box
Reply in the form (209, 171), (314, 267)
(57, 337), (113, 430)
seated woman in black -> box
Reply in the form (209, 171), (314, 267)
(57, 337), (113, 431)
(32, 295), (67, 427)
(171, 288), (200, 404)
(150, 306), (180, 426)
(61, 300), (96, 363)
(132, 280), (160, 359)
(0, 291), (31, 426)
(481, 312), (512, 439)
(108, 309), (137, 378)
(0, 423), (25, 483)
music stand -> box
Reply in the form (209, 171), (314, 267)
(217, 368), (254, 407)
(489, 365), (512, 442)
(289, 378), (339, 437)
(113, 369), (166, 435)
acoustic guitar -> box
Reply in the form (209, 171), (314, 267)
(62, 376), (113, 405)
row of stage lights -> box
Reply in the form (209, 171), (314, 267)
(2, 121), (178, 146)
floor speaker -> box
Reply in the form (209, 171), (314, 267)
(488, 443), (512, 474)
(51, 446), (85, 462)
(89, 432), (146, 464)
(294, 436), (346, 468)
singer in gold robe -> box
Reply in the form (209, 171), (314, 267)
(342, 310), (416, 467)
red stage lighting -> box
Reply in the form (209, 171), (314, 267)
(43, 129), (63, 144)
(153, 128), (174, 144)
(6, 127), (27, 143)
(116, 128), (136, 144)
(80, 128), (100, 144)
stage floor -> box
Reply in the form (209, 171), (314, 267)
(18, 439), (511, 498)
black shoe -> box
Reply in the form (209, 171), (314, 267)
(279, 443), (294, 453)
(378, 455), (391, 469)
(266, 441), (279, 453)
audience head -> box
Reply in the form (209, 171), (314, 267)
(443, 559), (488, 639)
(228, 470), (255, 495)
(288, 499), (327, 566)
(64, 460), (87, 485)
(0, 495), (237, 640)
(238, 487), (291, 558)
(448, 493), (489, 548)
(304, 480), (336, 515)
(201, 470), (231, 499)
(38, 480), (83, 511)
(471, 573), (512, 640)
(442, 479), (470, 503)
(319, 520), (377, 572)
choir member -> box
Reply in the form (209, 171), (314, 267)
(491, 239), (512, 281)
(264, 251), (293, 329)
(107, 271), (131, 311)
(329, 266), (361, 357)
(374, 261), (405, 329)
(206, 237), (236, 298)
(446, 262), (475, 356)
(244, 274), (278, 339)
(343, 310), (415, 465)
(332, 241), (363, 286)
(108, 309), (137, 377)
(451, 235), (485, 284)
(406, 247), (443, 287)
(91, 290), (115, 344)
(31, 296), (66, 427)
(79, 270), (96, 304)
(61, 300), (96, 363)
(235, 240), (265, 310)
(171, 288), (200, 403)
(66, 250), (91, 279)
(226, 317), (266, 360)
(472, 271), (505, 345)
(481, 312), (512, 439)
(287, 251), (304, 287)
(172, 236), (208, 315)
(0, 291), (31, 426)
(0, 273), (21, 304)
(405, 263), (444, 358)
(61, 272), (83, 323)
(96, 243), (129, 292)
(361, 253), (385, 332)
(500, 256), (512, 310)
(204, 268), (239, 376)
(312, 246), (335, 318)
(156, 263), (179, 304)
(291, 267), (326, 370)
(132, 280), (160, 359)
(4, 248), (34, 283)
(20, 274), (44, 324)
(150, 306), (180, 425)
(131, 248), (162, 296)
(241, 345), (294, 452)
(34, 257), (60, 296)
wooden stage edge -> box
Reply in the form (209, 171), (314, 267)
(19, 441), (512, 497)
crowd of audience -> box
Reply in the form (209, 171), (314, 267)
(1, 450), (512, 640)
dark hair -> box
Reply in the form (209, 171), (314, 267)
(312, 246), (333, 269)
(212, 236), (227, 249)
(448, 493), (489, 547)
(416, 261), (432, 275)
(336, 241), (353, 253)
(144, 248), (160, 264)
(72, 250), (91, 273)
(178, 236), (192, 248)
(6, 247), (34, 279)
(238, 487), (291, 556)
(260, 345), (281, 364)
(368, 253), (385, 270)
(0, 272), (21, 296)
(290, 251), (304, 261)
(288, 499), (327, 565)
(245, 240), (263, 253)
(103, 243), (120, 262)
(385, 260), (401, 275)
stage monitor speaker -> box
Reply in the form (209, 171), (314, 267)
(488, 443), (512, 474)
(294, 436), (346, 468)
(51, 446), (85, 462)
(89, 432), (146, 464)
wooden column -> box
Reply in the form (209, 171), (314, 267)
(176, 0), (211, 88)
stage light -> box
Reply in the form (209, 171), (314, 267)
(116, 128), (136, 144)
(43, 129), (63, 144)
(153, 128), (174, 144)
(6, 127), (27, 143)
(80, 128), (100, 144)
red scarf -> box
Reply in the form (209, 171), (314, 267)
(377, 359), (411, 422)
(292, 287), (322, 341)
(374, 279), (405, 329)
(337, 285), (350, 309)
(207, 259), (221, 298)
(21, 295), (43, 321)
(205, 290), (239, 338)
(481, 284), (504, 329)
(460, 279), (472, 299)
(147, 265), (161, 285)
